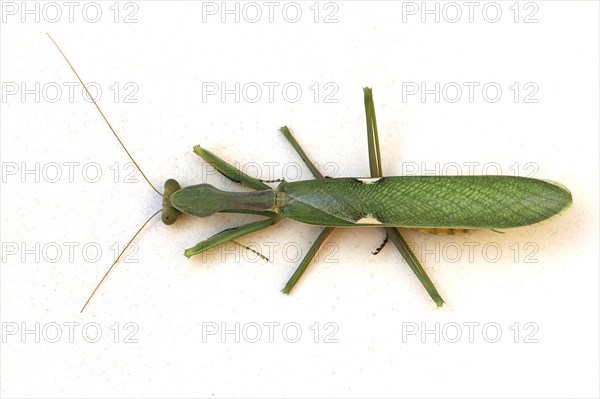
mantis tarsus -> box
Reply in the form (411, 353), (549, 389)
(47, 35), (573, 312)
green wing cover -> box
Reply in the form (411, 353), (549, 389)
(278, 176), (572, 228)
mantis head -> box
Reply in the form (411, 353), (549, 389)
(162, 179), (183, 225)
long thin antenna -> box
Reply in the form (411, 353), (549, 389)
(80, 209), (161, 313)
(46, 33), (162, 197)
(46, 34), (166, 311)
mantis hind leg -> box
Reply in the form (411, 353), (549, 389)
(372, 233), (389, 255)
(363, 87), (445, 307)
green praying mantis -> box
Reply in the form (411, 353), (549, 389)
(47, 35), (573, 312)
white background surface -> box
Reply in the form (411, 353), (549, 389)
(1, 1), (599, 398)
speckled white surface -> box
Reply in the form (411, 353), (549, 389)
(1, 2), (598, 398)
